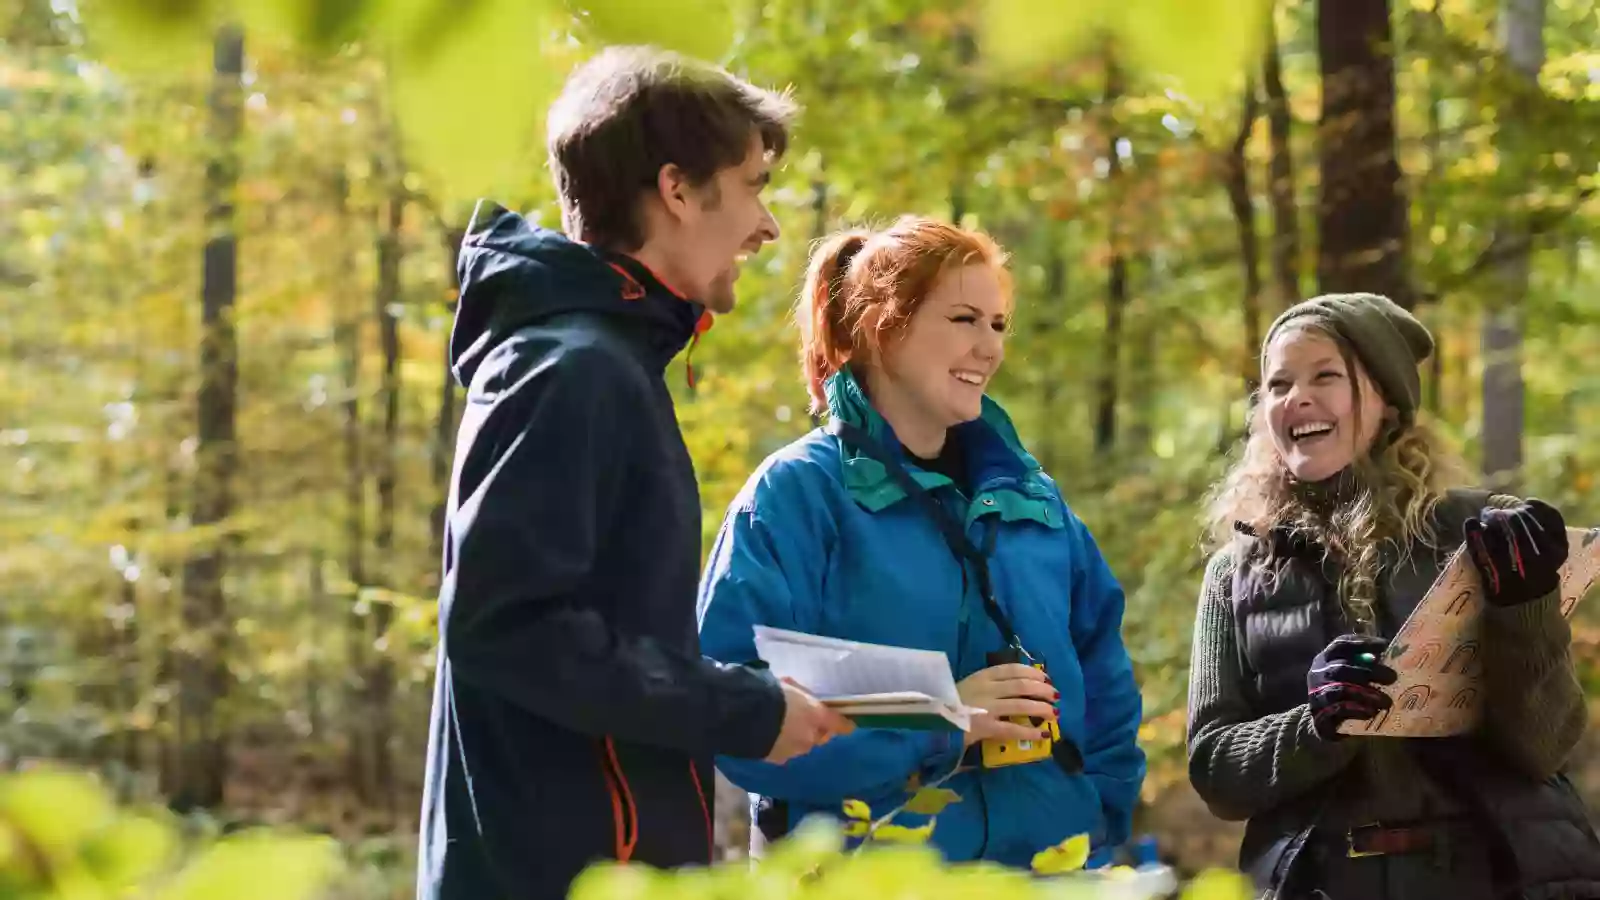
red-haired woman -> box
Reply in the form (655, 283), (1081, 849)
(696, 216), (1146, 867)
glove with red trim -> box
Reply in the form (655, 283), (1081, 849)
(1307, 634), (1396, 741)
(1464, 499), (1568, 607)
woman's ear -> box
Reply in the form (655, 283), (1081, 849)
(1370, 406), (1405, 453)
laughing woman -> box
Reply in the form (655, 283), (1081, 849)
(1187, 292), (1600, 899)
(695, 216), (1146, 868)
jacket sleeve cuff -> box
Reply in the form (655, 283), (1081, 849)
(1483, 589), (1568, 646)
(1297, 704), (1364, 757)
(916, 731), (965, 784)
(708, 663), (788, 760)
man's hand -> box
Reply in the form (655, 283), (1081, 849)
(955, 663), (1058, 749)
(764, 679), (856, 764)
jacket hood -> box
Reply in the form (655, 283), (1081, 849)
(449, 200), (708, 387)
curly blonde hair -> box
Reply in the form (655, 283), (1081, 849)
(1204, 323), (1470, 633)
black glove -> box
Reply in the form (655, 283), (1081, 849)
(1464, 499), (1568, 607)
(1307, 634), (1396, 741)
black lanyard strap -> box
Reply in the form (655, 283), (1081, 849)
(825, 417), (1021, 651)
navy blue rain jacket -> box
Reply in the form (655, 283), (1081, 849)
(417, 202), (786, 900)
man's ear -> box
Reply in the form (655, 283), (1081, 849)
(654, 163), (694, 223)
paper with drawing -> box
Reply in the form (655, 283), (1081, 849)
(1340, 526), (1600, 738)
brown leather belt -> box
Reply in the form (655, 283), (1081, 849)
(1345, 822), (1451, 858)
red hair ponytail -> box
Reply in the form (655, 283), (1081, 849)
(795, 216), (1010, 415)
(798, 230), (871, 415)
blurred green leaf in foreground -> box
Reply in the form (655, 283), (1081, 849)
(0, 766), (339, 900)
(73, 0), (1272, 201)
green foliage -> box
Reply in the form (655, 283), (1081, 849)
(979, 0), (1273, 104)
(379, 0), (574, 207)
(836, 770), (1100, 879)
(900, 786), (961, 816)
(69, 0), (1285, 200)
(4, 0), (1599, 891)
(73, 0), (737, 201)
(568, 817), (1249, 900)
(0, 766), (339, 899)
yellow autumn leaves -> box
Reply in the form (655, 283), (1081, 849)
(840, 792), (938, 844)
(1031, 832), (1093, 875)
(842, 788), (1092, 874)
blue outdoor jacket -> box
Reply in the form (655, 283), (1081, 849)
(696, 367), (1146, 868)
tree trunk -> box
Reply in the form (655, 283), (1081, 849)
(369, 178), (405, 817)
(1480, 0), (1543, 486)
(1095, 61), (1127, 456)
(811, 176), (828, 242)
(1037, 245), (1067, 472)
(306, 550), (325, 740)
(949, 29), (975, 226)
(155, 456), (181, 793)
(1316, 0), (1411, 308)
(118, 517), (142, 776)
(1097, 254), (1127, 457)
(1417, 1), (1448, 414)
(950, 183), (967, 228)
(1126, 268), (1160, 451)
(1223, 80), (1264, 395)
(83, 450), (118, 765)
(171, 23), (243, 813)
(335, 172), (369, 801)
(1263, 11), (1301, 307)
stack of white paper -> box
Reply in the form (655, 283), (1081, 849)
(752, 626), (981, 731)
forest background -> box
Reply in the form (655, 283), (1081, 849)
(3, 0), (1599, 894)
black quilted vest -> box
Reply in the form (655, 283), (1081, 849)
(1230, 490), (1488, 714)
(1230, 488), (1600, 899)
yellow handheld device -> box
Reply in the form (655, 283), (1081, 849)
(980, 646), (1060, 768)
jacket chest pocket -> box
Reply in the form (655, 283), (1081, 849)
(817, 516), (966, 653)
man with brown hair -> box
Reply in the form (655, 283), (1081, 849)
(417, 45), (853, 900)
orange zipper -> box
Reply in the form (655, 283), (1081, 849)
(599, 736), (638, 862)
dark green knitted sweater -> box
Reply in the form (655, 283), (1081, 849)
(1186, 519), (1588, 829)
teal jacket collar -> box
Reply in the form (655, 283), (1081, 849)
(822, 367), (1061, 527)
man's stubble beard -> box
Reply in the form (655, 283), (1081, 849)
(704, 268), (738, 314)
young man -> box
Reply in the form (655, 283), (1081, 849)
(417, 46), (853, 900)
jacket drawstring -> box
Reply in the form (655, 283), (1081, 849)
(685, 311), (714, 390)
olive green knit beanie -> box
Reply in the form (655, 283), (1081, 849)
(1263, 292), (1434, 428)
